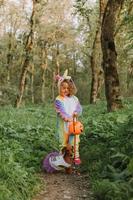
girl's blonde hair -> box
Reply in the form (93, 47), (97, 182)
(60, 79), (77, 96)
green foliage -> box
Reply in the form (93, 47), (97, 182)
(1, 100), (133, 200)
(80, 100), (133, 200)
(93, 179), (132, 200)
(0, 105), (58, 200)
(128, 159), (133, 174)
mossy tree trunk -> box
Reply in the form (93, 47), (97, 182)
(101, 0), (124, 111)
(30, 64), (35, 104)
(40, 41), (48, 103)
(6, 33), (12, 85)
(90, 0), (107, 104)
(127, 60), (133, 90)
(15, 0), (37, 108)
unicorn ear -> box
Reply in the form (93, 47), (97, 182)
(63, 69), (68, 77)
(55, 74), (61, 81)
(63, 69), (71, 79)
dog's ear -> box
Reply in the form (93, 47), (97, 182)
(61, 146), (67, 154)
(67, 144), (73, 151)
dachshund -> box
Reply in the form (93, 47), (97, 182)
(61, 144), (74, 174)
(43, 144), (76, 174)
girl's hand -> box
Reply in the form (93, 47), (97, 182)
(67, 118), (72, 122)
(64, 117), (72, 122)
(73, 112), (78, 117)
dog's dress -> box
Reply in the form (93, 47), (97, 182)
(43, 151), (71, 173)
(55, 95), (82, 159)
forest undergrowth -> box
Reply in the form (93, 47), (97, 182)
(81, 99), (133, 200)
(0, 99), (133, 200)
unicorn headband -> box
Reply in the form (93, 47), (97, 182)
(55, 69), (77, 94)
(55, 69), (71, 82)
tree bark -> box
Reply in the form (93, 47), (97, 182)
(90, 0), (107, 104)
(127, 60), (133, 90)
(30, 64), (35, 104)
(101, 0), (124, 111)
(90, 29), (103, 103)
(15, 0), (36, 108)
(40, 43), (48, 103)
(55, 43), (60, 74)
(100, 0), (107, 21)
(6, 33), (12, 85)
(52, 71), (56, 101)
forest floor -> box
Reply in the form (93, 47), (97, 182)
(33, 170), (94, 200)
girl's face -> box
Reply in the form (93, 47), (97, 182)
(60, 82), (70, 97)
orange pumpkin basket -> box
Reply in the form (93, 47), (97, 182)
(69, 117), (84, 135)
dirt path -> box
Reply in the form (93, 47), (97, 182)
(33, 171), (93, 200)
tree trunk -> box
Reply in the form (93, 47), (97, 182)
(73, 52), (77, 77)
(30, 64), (34, 104)
(127, 60), (133, 90)
(51, 43), (60, 101)
(55, 43), (60, 74)
(41, 44), (48, 103)
(7, 36), (12, 84)
(52, 71), (56, 101)
(90, 0), (107, 104)
(100, 0), (107, 21)
(101, 0), (124, 111)
(6, 33), (14, 85)
(97, 69), (104, 99)
(90, 29), (103, 104)
(15, 0), (36, 108)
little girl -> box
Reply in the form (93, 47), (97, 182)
(55, 70), (82, 165)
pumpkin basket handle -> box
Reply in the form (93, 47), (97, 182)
(72, 115), (77, 133)
(69, 115), (84, 135)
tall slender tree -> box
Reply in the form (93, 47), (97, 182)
(101, 0), (124, 111)
(40, 40), (48, 103)
(90, 0), (107, 104)
(15, 0), (37, 108)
